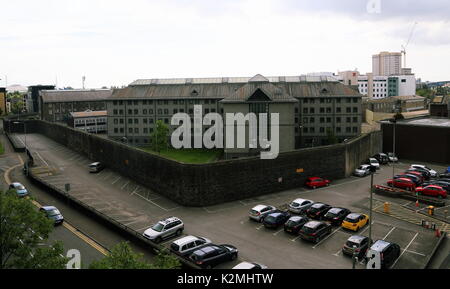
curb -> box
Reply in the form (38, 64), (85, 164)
(423, 231), (446, 269)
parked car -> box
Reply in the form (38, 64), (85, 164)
(342, 235), (371, 260)
(410, 164), (438, 178)
(170, 235), (212, 257)
(232, 262), (268, 269)
(305, 177), (330, 189)
(386, 152), (398, 163)
(366, 240), (400, 269)
(248, 205), (277, 222)
(143, 217), (184, 243)
(189, 244), (238, 269)
(299, 221), (332, 243)
(373, 153), (389, 165)
(9, 182), (29, 197)
(367, 158), (380, 170)
(89, 162), (104, 173)
(416, 185), (447, 199)
(284, 216), (309, 234)
(40, 206), (64, 225)
(341, 213), (369, 232)
(288, 198), (314, 214)
(387, 178), (416, 191)
(354, 164), (372, 177)
(402, 171), (424, 183)
(394, 174), (422, 186)
(439, 172), (450, 179)
(263, 210), (291, 229)
(405, 168), (431, 180)
(421, 181), (450, 193)
(306, 203), (332, 220)
(323, 207), (351, 226)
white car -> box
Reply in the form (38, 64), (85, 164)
(170, 235), (212, 257)
(354, 164), (372, 177)
(232, 261), (268, 269)
(410, 164), (438, 178)
(143, 217), (184, 243)
(288, 198), (313, 214)
(368, 158), (380, 170)
(249, 205), (276, 222)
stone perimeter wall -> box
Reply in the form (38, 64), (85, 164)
(6, 119), (382, 207)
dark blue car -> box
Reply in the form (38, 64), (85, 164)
(40, 206), (64, 225)
(263, 210), (291, 229)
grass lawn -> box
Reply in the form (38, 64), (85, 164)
(0, 140), (4, 155)
(142, 147), (222, 164)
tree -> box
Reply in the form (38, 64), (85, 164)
(150, 120), (169, 153)
(89, 242), (181, 269)
(10, 100), (25, 114)
(89, 242), (152, 269)
(326, 128), (338, 145)
(0, 190), (69, 269)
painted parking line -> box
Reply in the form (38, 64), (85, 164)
(121, 181), (130, 190)
(383, 227), (396, 240)
(291, 235), (302, 242)
(130, 186), (139, 196)
(273, 229), (284, 236)
(391, 232), (419, 268)
(256, 225), (264, 230)
(312, 227), (342, 249)
(112, 176), (121, 185)
(133, 191), (169, 212)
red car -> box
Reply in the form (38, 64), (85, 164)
(404, 171), (424, 183)
(305, 177), (331, 189)
(416, 185), (447, 199)
(387, 178), (416, 191)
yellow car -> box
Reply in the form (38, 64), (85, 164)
(341, 213), (369, 232)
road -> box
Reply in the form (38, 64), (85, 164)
(1, 134), (155, 268)
(12, 132), (449, 269)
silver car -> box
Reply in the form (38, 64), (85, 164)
(354, 164), (371, 177)
(170, 235), (212, 257)
(288, 198), (313, 214)
(368, 158), (380, 170)
(410, 164), (438, 177)
(143, 217), (184, 243)
(249, 205), (276, 222)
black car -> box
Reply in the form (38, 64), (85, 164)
(367, 240), (400, 269)
(405, 168), (431, 180)
(437, 177), (450, 183)
(342, 235), (371, 259)
(323, 207), (351, 226)
(439, 173), (450, 179)
(299, 221), (332, 243)
(263, 210), (291, 229)
(189, 244), (238, 269)
(394, 174), (422, 186)
(373, 153), (389, 165)
(306, 203), (332, 220)
(422, 181), (450, 193)
(284, 216), (309, 234)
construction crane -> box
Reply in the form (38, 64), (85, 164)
(401, 22), (418, 68)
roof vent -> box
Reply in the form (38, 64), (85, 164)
(321, 88), (329, 94)
(191, 89), (199, 96)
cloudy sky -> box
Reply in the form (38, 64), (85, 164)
(1, 0), (449, 88)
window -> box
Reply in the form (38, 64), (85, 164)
(164, 100), (169, 105)
(143, 119), (148, 124)
(114, 119), (118, 124)
(143, 100), (147, 105)
(128, 109), (132, 115)
(353, 127), (358, 133)
(164, 109), (169, 114)
(346, 107), (351, 113)
(143, 109), (147, 114)
(346, 127), (351, 133)
(336, 117), (341, 123)
(144, 128), (148, 134)
(134, 128), (139, 133)
(149, 109), (153, 114)
(347, 117), (351, 123)
(326, 117), (331, 123)
(173, 100), (178, 105)
(134, 109), (138, 114)
(134, 119), (138, 124)
(149, 119), (154, 124)
(326, 108), (332, 113)
(133, 100), (139, 105)
(158, 109), (162, 114)
(310, 108), (315, 113)
(128, 128), (133, 133)
(113, 109), (118, 115)
(320, 117), (325, 123)
(205, 108), (210, 114)
(120, 128), (124, 133)
(336, 127), (341, 133)
(119, 119), (124, 124)
(310, 117), (315, 123)
(320, 98), (325, 103)
(113, 100), (117, 105)
(173, 109), (178, 114)
(320, 108), (325, 113)
(353, 107), (358, 113)
(119, 109), (124, 115)
(336, 98), (341, 103)
(353, 117), (358, 123)
(205, 100), (209, 104)
(303, 99), (308, 103)
(128, 119), (132, 124)
(336, 107), (341, 113)
(303, 108), (308, 113)
(320, 127), (325, 133)
(114, 128), (118, 133)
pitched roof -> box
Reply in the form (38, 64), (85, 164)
(40, 89), (112, 103)
(221, 82), (297, 103)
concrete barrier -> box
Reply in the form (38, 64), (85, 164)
(374, 185), (446, 207)
(5, 132), (26, 152)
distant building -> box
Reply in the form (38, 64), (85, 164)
(0, 87), (6, 115)
(67, 110), (108, 133)
(362, 95), (426, 123)
(40, 89), (111, 123)
(6, 85), (28, 94)
(107, 74), (363, 157)
(429, 95), (450, 118)
(27, 85), (55, 113)
(372, 52), (402, 76)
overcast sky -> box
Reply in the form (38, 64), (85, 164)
(1, 0), (449, 88)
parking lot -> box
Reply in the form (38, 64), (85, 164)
(14, 133), (448, 269)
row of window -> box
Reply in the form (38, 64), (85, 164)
(112, 99), (217, 106)
(300, 127), (358, 133)
(301, 107), (359, 114)
(74, 118), (107, 125)
(302, 98), (359, 104)
(112, 108), (219, 116)
(300, 116), (358, 124)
